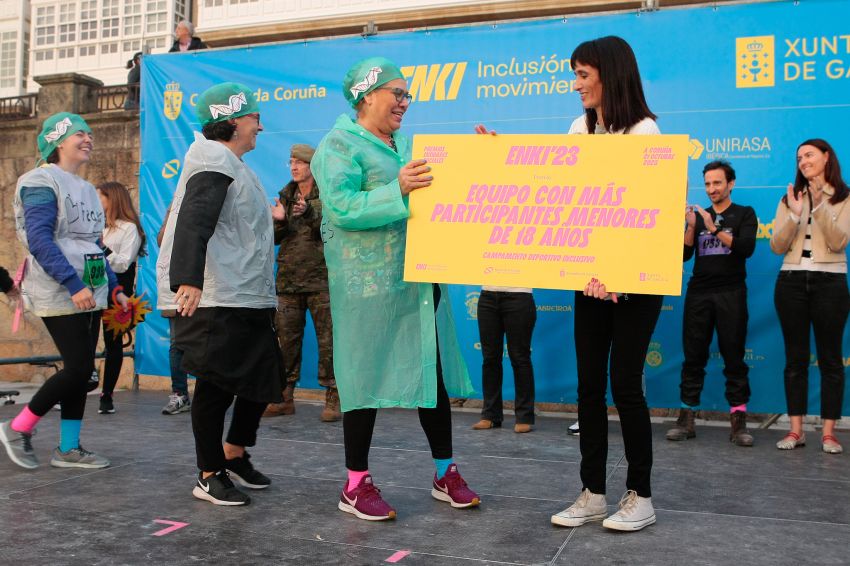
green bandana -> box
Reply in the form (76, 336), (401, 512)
(342, 57), (405, 108)
(37, 112), (92, 161)
(195, 82), (259, 126)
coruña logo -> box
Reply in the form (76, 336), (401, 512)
(465, 291), (480, 320)
(164, 82), (183, 121)
(401, 62), (467, 102)
(736, 36), (775, 88)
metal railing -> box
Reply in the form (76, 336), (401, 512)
(0, 93), (38, 121)
(95, 84), (140, 112)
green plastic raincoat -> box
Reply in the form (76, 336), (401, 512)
(312, 114), (473, 411)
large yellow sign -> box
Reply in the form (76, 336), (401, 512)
(405, 134), (689, 295)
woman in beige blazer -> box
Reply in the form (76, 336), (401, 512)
(770, 138), (850, 455)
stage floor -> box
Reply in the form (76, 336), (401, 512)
(1, 390), (848, 565)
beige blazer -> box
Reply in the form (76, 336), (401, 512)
(770, 184), (850, 263)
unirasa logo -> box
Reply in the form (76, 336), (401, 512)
(400, 62), (467, 102)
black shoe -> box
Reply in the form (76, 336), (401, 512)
(225, 452), (271, 489)
(98, 394), (115, 414)
(192, 470), (251, 506)
(86, 371), (100, 393)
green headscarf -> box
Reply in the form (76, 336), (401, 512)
(37, 112), (92, 161)
(342, 57), (405, 108)
(195, 82), (259, 126)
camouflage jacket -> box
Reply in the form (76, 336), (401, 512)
(274, 180), (328, 293)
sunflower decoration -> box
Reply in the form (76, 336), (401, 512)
(102, 286), (152, 335)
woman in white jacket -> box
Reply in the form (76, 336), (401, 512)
(97, 181), (146, 414)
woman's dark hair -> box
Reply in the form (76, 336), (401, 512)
(46, 150), (59, 164)
(97, 181), (147, 257)
(201, 120), (237, 142)
(785, 138), (849, 205)
(570, 36), (657, 134)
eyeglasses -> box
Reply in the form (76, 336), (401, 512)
(375, 87), (413, 104)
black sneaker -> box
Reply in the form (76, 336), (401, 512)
(86, 371), (100, 393)
(192, 470), (251, 506)
(225, 452), (271, 489)
(98, 394), (115, 414)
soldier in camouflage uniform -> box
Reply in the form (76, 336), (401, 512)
(263, 144), (340, 422)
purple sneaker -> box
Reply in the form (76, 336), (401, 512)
(338, 474), (397, 521)
(431, 464), (481, 508)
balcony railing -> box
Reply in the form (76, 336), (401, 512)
(0, 94), (38, 121)
(95, 84), (140, 112)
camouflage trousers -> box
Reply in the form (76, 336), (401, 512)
(276, 292), (335, 388)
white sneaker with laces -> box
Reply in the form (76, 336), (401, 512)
(602, 490), (656, 531)
(551, 488), (607, 527)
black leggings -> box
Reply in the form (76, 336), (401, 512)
(191, 378), (268, 472)
(29, 311), (102, 420)
(343, 370), (452, 471)
(101, 265), (135, 396)
(344, 284), (453, 471)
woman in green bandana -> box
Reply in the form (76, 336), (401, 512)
(1, 112), (128, 472)
(312, 57), (479, 521)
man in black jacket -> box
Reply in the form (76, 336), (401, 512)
(169, 20), (207, 53)
(668, 160), (758, 446)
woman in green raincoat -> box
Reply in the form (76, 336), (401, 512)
(311, 57), (479, 521)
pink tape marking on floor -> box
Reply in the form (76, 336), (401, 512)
(385, 550), (411, 563)
(152, 519), (190, 536)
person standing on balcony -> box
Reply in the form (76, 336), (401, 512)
(124, 52), (142, 111)
(169, 20), (207, 53)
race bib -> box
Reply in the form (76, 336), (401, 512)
(83, 253), (107, 288)
(697, 232), (731, 256)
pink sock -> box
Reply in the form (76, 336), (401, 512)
(346, 470), (369, 491)
(730, 404), (747, 414)
(11, 406), (41, 434)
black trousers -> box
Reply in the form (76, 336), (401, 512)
(101, 265), (136, 396)
(774, 270), (849, 419)
(191, 378), (268, 472)
(477, 290), (536, 424)
(680, 287), (750, 407)
(574, 292), (662, 498)
(30, 311), (101, 420)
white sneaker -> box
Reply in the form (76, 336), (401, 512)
(568, 422), (580, 436)
(602, 490), (656, 531)
(551, 488), (607, 527)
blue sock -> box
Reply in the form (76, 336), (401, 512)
(59, 419), (82, 452)
(681, 402), (699, 411)
(434, 458), (453, 479)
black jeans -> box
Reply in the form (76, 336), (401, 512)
(774, 270), (849, 419)
(30, 311), (102, 420)
(477, 290), (536, 424)
(680, 287), (750, 407)
(574, 292), (662, 498)
(191, 378), (268, 472)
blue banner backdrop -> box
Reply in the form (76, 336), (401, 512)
(136, 0), (850, 415)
